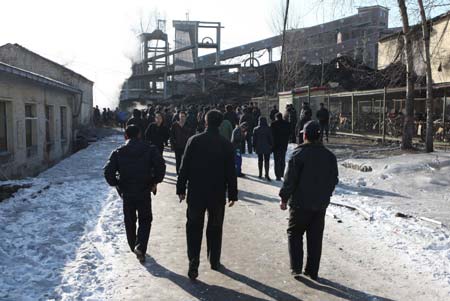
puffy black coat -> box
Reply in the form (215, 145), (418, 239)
(271, 119), (291, 151)
(316, 108), (330, 124)
(279, 143), (338, 211)
(253, 117), (273, 155)
(170, 122), (194, 150)
(176, 127), (238, 208)
(145, 122), (169, 151)
(104, 139), (166, 198)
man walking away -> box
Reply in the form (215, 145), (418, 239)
(177, 110), (238, 280)
(253, 117), (273, 181)
(145, 112), (169, 155)
(170, 111), (194, 174)
(279, 121), (338, 280)
(271, 113), (291, 181)
(316, 103), (330, 142)
(104, 125), (166, 263)
(231, 122), (248, 177)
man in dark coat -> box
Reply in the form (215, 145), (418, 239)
(253, 116), (273, 181)
(145, 112), (169, 155)
(170, 111), (194, 174)
(239, 107), (255, 154)
(177, 110), (238, 280)
(316, 103), (330, 142)
(223, 104), (239, 128)
(279, 121), (338, 280)
(104, 125), (166, 263)
(296, 102), (312, 144)
(127, 109), (146, 138)
(271, 112), (291, 181)
(269, 105), (279, 122)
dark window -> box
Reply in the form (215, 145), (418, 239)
(25, 104), (37, 156)
(60, 106), (67, 141)
(0, 102), (7, 152)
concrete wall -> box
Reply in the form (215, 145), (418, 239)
(0, 74), (73, 179)
(378, 15), (450, 84)
(0, 44), (93, 127)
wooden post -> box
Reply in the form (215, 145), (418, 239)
(351, 93), (354, 133)
(382, 87), (387, 143)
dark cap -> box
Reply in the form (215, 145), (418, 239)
(300, 120), (320, 141)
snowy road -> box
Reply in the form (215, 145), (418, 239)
(0, 135), (449, 300)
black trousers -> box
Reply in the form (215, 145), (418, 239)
(241, 133), (253, 154)
(273, 149), (287, 179)
(175, 147), (185, 174)
(186, 204), (225, 268)
(257, 153), (270, 176)
(287, 207), (326, 277)
(123, 197), (153, 254)
(319, 122), (329, 141)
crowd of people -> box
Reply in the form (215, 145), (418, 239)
(103, 101), (337, 283)
(101, 101), (330, 182)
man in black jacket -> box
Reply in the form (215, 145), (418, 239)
(271, 112), (291, 181)
(104, 125), (166, 263)
(177, 110), (238, 280)
(170, 111), (194, 174)
(127, 109), (146, 138)
(279, 121), (338, 280)
(145, 112), (169, 155)
(316, 103), (330, 142)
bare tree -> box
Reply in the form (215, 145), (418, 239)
(397, 0), (416, 150)
(417, 0), (434, 152)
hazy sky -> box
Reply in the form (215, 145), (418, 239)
(0, 0), (430, 108)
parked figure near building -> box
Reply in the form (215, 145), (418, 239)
(127, 109), (146, 137)
(270, 105), (279, 122)
(219, 118), (233, 141)
(253, 116), (273, 181)
(239, 107), (255, 154)
(316, 103), (330, 142)
(271, 112), (291, 181)
(231, 122), (248, 177)
(171, 111), (194, 174)
(296, 102), (312, 144)
(104, 125), (166, 263)
(177, 110), (238, 280)
(279, 121), (338, 280)
(145, 112), (169, 155)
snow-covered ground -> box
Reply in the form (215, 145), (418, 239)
(0, 136), (449, 300)
(335, 150), (450, 289)
(0, 135), (123, 300)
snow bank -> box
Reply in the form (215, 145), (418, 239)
(0, 135), (123, 300)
